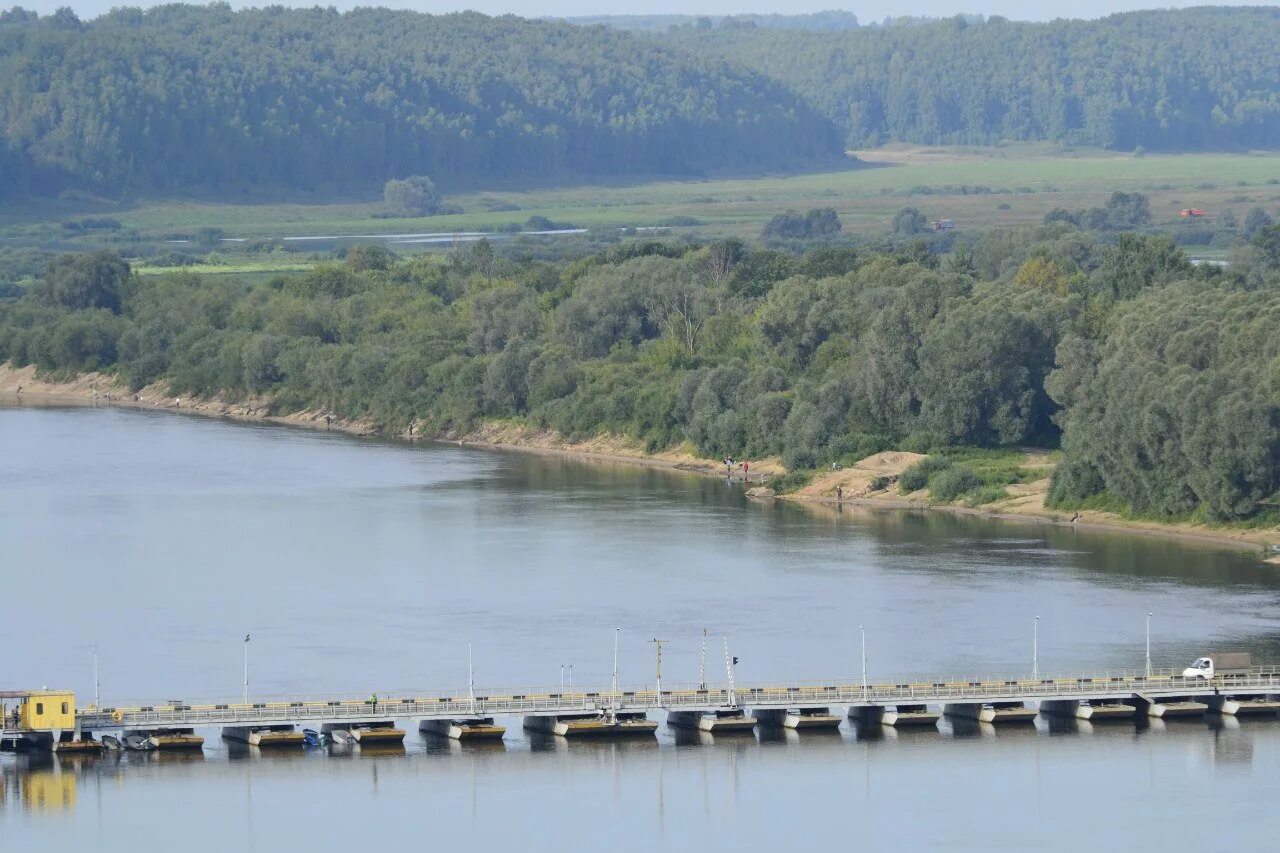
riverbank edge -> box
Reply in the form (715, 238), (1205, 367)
(2, 362), (1277, 561)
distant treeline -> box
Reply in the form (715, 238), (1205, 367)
(3, 222), (1279, 524)
(4, 7), (1280, 201)
(652, 7), (1280, 151)
(564, 11), (862, 32)
(0, 6), (838, 199)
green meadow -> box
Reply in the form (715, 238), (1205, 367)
(6, 146), (1280, 248)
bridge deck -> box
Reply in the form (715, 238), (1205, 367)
(50, 668), (1280, 732)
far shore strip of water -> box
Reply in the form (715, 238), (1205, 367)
(2, 362), (1277, 563)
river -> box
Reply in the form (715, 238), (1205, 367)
(2, 404), (1279, 850)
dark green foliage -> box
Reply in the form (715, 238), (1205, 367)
(768, 470), (813, 494)
(0, 6), (839, 199)
(345, 245), (397, 273)
(897, 465), (930, 493)
(653, 8), (1280, 151)
(1092, 234), (1192, 300)
(1244, 207), (1274, 238)
(892, 208), (928, 237)
(965, 484), (1010, 506)
(1044, 192), (1152, 233)
(383, 176), (440, 216)
(3, 226), (1274, 523)
(1047, 283), (1280, 522)
(1250, 224), (1280, 270)
(899, 455), (953, 493)
(928, 465), (982, 501)
(0, 248), (59, 284)
(761, 208), (842, 240)
(31, 251), (131, 313)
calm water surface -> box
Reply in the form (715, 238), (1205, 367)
(2, 404), (1279, 850)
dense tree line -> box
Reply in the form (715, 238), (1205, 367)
(3, 223), (1277, 523)
(654, 7), (1280, 151)
(6, 7), (1280, 200)
(565, 11), (862, 32)
(0, 5), (838, 199)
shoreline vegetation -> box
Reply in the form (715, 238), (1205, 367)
(4, 362), (1277, 561)
(4, 204), (1280, 563)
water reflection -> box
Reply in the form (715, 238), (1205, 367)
(3, 714), (1279, 848)
(4, 404), (1280, 849)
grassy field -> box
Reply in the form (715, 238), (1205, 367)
(131, 259), (319, 277)
(5, 144), (1280, 248)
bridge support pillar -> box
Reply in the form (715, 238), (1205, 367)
(419, 718), (506, 740)
(666, 710), (757, 733)
(753, 707), (841, 730)
(849, 703), (938, 727)
(1051, 699), (1136, 720)
(1131, 695), (1207, 718)
(322, 721), (405, 744)
(943, 702), (1036, 724)
(1205, 695), (1280, 716)
(123, 728), (204, 750)
(847, 704), (884, 725)
(221, 725), (303, 747)
(523, 712), (656, 738)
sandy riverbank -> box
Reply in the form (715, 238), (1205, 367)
(793, 448), (1280, 560)
(0, 363), (787, 482)
(2, 363), (1276, 561)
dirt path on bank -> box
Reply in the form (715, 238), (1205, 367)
(2, 363), (1276, 562)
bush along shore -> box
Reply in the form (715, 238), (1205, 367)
(1, 227), (1279, 555)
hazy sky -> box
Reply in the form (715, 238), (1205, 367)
(13, 0), (1228, 24)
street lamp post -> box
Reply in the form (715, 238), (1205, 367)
(723, 636), (737, 708)
(651, 638), (667, 694)
(1032, 617), (1040, 680)
(243, 634), (250, 704)
(859, 625), (868, 701)
(699, 628), (707, 691)
(1145, 612), (1153, 677)
(612, 627), (620, 694)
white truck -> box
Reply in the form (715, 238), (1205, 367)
(1182, 652), (1252, 679)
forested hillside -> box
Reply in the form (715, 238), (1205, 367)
(652, 7), (1280, 151)
(0, 6), (839, 200)
(4, 5), (1280, 200)
(3, 222), (1278, 524)
(564, 11), (862, 32)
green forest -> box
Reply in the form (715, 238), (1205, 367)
(0, 5), (838, 200)
(654, 7), (1280, 151)
(3, 217), (1278, 525)
(4, 6), (1280, 201)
